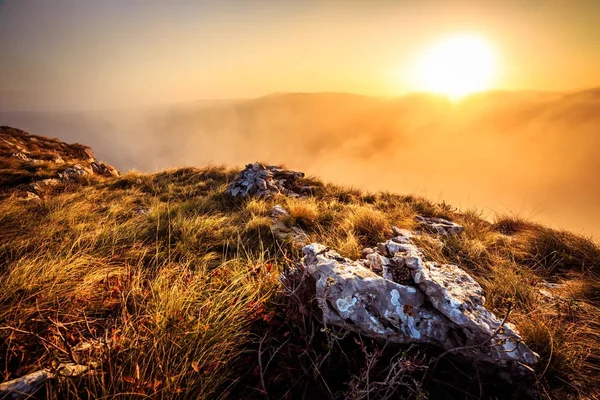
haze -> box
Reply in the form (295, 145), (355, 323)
(1, 1), (599, 237)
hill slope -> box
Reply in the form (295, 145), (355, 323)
(2, 90), (600, 237)
(0, 126), (599, 399)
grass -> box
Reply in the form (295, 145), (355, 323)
(0, 161), (599, 399)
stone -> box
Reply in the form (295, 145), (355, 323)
(366, 252), (390, 273)
(83, 148), (96, 161)
(387, 241), (420, 255)
(302, 244), (454, 347)
(376, 242), (389, 256)
(225, 163), (307, 199)
(362, 247), (375, 256)
(403, 256), (423, 271)
(392, 226), (413, 238)
(271, 205), (289, 218)
(416, 215), (464, 236)
(413, 261), (538, 365)
(298, 239), (539, 366)
(58, 164), (91, 180)
(256, 178), (268, 190)
(31, 178), (60, 192)
(269, 204), (308, 246)
(23, 191), (40, 201)
(90, 161), (119, 177)
(12, 152), (31, 161)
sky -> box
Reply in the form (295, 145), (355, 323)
(0, 0), (599, 110)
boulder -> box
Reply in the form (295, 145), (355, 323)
(413, 262), (538, 364)
(90, 161), (119, 177)
(302, 244), (454, 348)
(299, 232), (538, 365)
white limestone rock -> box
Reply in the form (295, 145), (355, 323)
(300, 241), (539, 366)
(416, 215), (464, 235)
(302, 244), (455, 347)
(413, 261), (539, 365)
(225, 162), (306, 198)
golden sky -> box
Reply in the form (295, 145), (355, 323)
(0, 0), (599, 110)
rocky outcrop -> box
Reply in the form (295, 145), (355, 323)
(225, 163), (310, 198)
(90, 161), (119, 177)
(1, 126), (97, 163)
(416, 215), (464, 235)
(299, 227), (538, 366)
(58, 164), (92, 180)
(270, 205), (309, 245)
(1, 126), (120, 194)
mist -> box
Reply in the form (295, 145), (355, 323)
(2, 89), (599, 237)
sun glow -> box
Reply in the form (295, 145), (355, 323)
(409, 34), (498, 99)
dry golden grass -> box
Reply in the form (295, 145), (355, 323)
(0, 164), (599, 399)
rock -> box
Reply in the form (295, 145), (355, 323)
(541, 281), (563, 289)
(362, 247), (375, 256)
(23, 191), (40, 201)
(256, 178), (268, 190)
(366, 252), (390, 273)
(403, 256), (423, 271)
(271, 205), (289, 218)
(12, 152), (31, 161)
(90, 161), (119, 177)
(392, 226), (413, 238)
(58, 164), (91, 180)
(31, 178), (60, 192)
(386, 240), (420, 256)
(298, 239), (538, 366)
(225, 163), (306, 199)
(269, 204), (308, 246)
(413, 261), (538, 365)
(292, 226), (309, 243)
(416, 215), (464, 235)
(376, 242), (389, 256)
(83, 148), (96, 162)
(302, 244), (454, 347)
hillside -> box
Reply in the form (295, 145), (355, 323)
(0, 126), (599, 399)
(2, 90), (600, 237)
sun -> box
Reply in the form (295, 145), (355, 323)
(410, 34), (498, 100)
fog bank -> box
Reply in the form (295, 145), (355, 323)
(2, 90), (599, 237)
